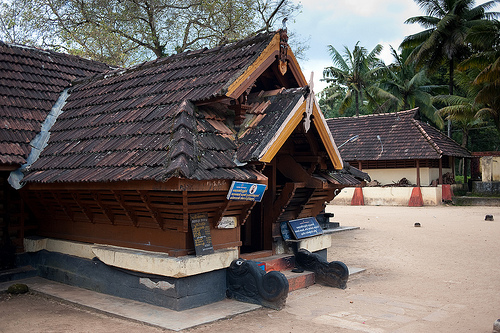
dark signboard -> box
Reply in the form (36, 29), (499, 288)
(226, 181), (267, 202)
(190, 213), (214, 256)
(287, 217), (323, 239)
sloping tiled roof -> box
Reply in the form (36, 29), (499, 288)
(326, 109), (471, 161)
(0, 42), (111, 167)
(21, 32), (284, 184)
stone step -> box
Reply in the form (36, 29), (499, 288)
(239, 250), (273, 261)
(257, 254), (295, 272)
(247, 254), (316, 292)
(282, 269), (316, 292)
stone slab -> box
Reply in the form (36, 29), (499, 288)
(452, 196), (500, 206)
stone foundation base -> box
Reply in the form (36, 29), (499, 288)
(18, 250), (226, 311)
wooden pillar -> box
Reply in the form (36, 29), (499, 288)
(439, 158), (443, 185)
(416, 160), (421, 187)
(464, 158), (469, 191)
(262, 160), (276, 251)
(358, 161), (362, 170)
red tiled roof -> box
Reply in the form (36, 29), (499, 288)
(0, 42), (111, 167)
(22, 32), (277, 183)
(326, 109), (471, 162)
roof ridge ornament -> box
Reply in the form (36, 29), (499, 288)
(304, 72), (314, 132)
(278, 29), (288, 75)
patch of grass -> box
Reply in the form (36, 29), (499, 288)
(453, 188), (468, 196)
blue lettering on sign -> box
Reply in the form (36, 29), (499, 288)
(287, 217), (323, 239)
(227, 181), (267, 202)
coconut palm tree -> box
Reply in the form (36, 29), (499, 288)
(461, 19), (500, 131)
(322, 42), (384, 117)
(381, 46), (446, 126)
(401, 0), (499, 134)
(474, 57), (500, 131)
(433, 70), (485, 148)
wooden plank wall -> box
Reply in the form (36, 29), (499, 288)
(24, 188), (249, 256)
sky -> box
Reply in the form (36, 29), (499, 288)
(287, 0), (500, 93)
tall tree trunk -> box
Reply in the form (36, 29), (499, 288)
(355, 91), (359, 117)
(448, 58), (454, 137)
(461, 128), (468, 189)
(461, 128), (468, 148)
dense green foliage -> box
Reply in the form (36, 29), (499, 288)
(320, 0), (500, 153)
(0, 0), (301, 66)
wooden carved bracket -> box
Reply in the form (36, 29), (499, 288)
(240, 202), (256, 225)
(272, 182), (302, 222)
(92, 192), (115, 225)
(214, 200), (231, 228)
(138, 190), (164, 230)
(112, 191), (138, 227)
(72, 192), (94, 223)
(53, 192), (75, 223)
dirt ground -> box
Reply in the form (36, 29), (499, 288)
(1, 205), (499, 333)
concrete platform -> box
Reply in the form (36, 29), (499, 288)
(0, 277), (260, 331)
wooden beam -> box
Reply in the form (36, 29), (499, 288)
(276, 154), (324, 188)
(213, 200), (231, 228)
(138, 190), (164, 230)
(24, 178), (236, 192)
(112, 190), (138, 227)
(240, 202), (256, 226)
(272, 182), (302, 222)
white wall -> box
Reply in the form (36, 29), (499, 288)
(331, 186), (443, 206)
(481, 156), (500, 182)
(364, 168), (452, 186)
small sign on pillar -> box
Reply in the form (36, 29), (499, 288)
(226, 181), (266, 202)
